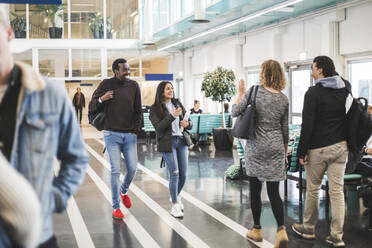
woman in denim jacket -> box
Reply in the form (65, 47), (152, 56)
(149, 81), (192, 218)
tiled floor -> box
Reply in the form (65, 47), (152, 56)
(53, 127), (372, 247)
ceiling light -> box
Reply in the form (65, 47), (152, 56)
(276, 6), (295, 12)
(158, 0), (303, 51)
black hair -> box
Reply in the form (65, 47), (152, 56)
(112, 58), (127, 73)
(154, 81), (174, 115)
(313, 56), (337, 77)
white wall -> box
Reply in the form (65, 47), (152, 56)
(169, 1), (372, 114)
(340, 1), (372, 55)
(243, 12), (335, 67)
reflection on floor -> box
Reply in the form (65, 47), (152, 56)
(54, 129), (372, 248)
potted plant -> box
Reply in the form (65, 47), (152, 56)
(10, 12), (26, 38)
(34, 4), (65, 39)
(201, 66), (237, 150)
(88, 13), (112, 39)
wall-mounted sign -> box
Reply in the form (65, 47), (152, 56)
(0, 0), (61, 3)
(80, 83), (93, 87)
(145, 74), (173, 81)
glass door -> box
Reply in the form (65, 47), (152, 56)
(348, 59), (372, 103)
(288, 62), (313, 124)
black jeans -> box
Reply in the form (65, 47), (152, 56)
(248, 176), (284, 228)
(74, 107), (83, 124)
(38, 235), (58, 248)
(355, 158), (372, 177)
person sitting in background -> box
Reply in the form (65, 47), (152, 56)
(224, 103), (229, 113)
(354, 105), (372, 177)
(190, 100), (202, 114)
(0, 152), (41, 248)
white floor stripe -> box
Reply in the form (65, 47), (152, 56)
(66, 197), (96, 248)
(86, 166), (161, 248)
(86, 144), (210, 248)
(53, 162), (95, 248)
(94, 138), (274, 248)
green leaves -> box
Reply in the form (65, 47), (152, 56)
(88, 13), (112, 33)
(10, 13), (26, 32)
(201, 66), (237, 103)
(33, 4), (65, 27)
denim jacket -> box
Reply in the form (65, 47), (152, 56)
(9, 62), (89, 244)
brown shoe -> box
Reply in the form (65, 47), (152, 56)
(275, 227), (289, 248)
(246, 228), (263, 242)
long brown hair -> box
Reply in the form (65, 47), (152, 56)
(153, 81), (174, 116)
(260, 59), (286, 91)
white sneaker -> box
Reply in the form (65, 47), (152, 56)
(169, 197), (184, 212)
(170, 204), (183, 218)
(178, 196), (184, 212)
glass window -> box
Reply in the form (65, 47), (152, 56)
(159, 0), (169, 28)
(292, 116), (302, 125)
(194, 77), (204, 107)
(12, 49), (32, 66)
(71, 49), (101, 77)
(247, 71), (260, 88)
(291, 69), (311, 113)
(38, 49), (68, 78)
(348, 60), (372, 104)
(70, 0), (103, 39)
(9, 4), (26, 39)
(107, 0), (138, 39)
(183, 0), (194, 16)
(29, 1), (67, 39)
(152, 0), (159, 32)
(171, 0), (181, 22)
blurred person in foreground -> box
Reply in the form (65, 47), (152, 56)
(0, 4), (89, 247)
(0, 152), (41, 248)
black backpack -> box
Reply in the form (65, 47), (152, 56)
(345, 95), (372, 153)
(358, 177), (372, 208)
(88, 81), (111, 131)
(88, 104), (106, 131)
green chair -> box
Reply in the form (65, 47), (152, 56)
(143, 113), (155, 144)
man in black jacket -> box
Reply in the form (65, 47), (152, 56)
(72, 87), (85, 125)
(292, 56), (349, 248)
(89, 58), (142, 220)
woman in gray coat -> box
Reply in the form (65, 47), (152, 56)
(232, 60), (289, 248)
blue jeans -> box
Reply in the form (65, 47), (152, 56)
(162, 136), (188, 203)
(0, 220), (12, 248)
(104, 131), (138, 209)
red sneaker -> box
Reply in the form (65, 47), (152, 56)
(112, 209), (124, 220)
(120, 192), (132, 208)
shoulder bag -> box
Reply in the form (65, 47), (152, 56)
(231, 85), (259, 139)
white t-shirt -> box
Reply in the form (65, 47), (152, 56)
(165, 101), (182, 136)
(0, 84), (8, 103)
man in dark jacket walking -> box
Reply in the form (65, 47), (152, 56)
(89, 58), (142, 220)
(72, 87), (85, 125)
(292, 56), (349, 248)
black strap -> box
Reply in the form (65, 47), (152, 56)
(247, 85), (259, 107)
